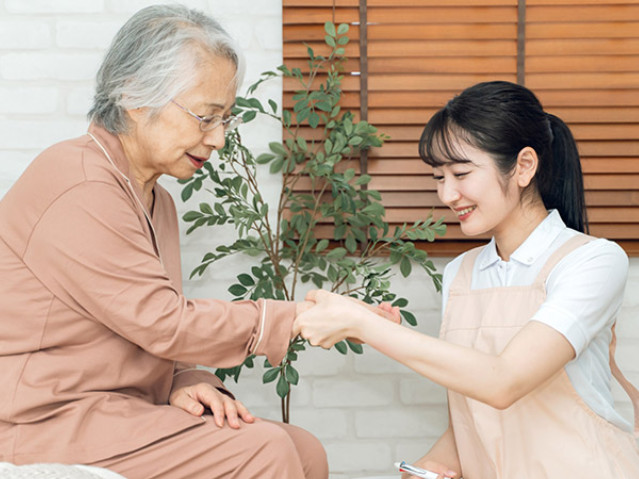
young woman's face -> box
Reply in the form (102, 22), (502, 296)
(432, 140), (523, 239)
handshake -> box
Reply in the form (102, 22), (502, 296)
(292, 290), (401, 349)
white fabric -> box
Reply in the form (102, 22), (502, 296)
(0, 463), (126, 479)
(441, 209), (631, 431)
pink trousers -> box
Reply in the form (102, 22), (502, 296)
(90, 416), (328, 479)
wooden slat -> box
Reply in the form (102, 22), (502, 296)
(284, 57), (518, 74)
(284, 0), (357, 7)
(283, 8), (359, 24)
(543, 107), (639, 123)
(369, 73), (519, 90)
(369, 57), (515, 74)
(581, 159), (639, 173)
(368, 24), (516, 40)
(368, 0), (516, 6)
(528, 22), (639, 39)
(527, 39), (639, 55)
(284, 24), (361, 42)
(527, 55), (639, 73)
(526, 73), (639, 89)
(586, 191), (639, 205)
(527, 0), (639, 6)
(367, 6), (516, 23)
(528, 5), (639, 22)
(370, 40), (517, 57)
(283, 42), (360, 59)
(532, 89), (639, 107)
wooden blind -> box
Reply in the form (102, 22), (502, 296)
(526, 0), (639, 254)
(283, 0), (639, 255)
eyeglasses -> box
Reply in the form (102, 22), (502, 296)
(170, 99), (242, 132)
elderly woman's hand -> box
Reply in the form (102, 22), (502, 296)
(169, 382), (255, 428)
(293, 290), (373, 348)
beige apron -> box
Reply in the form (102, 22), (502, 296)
(441, 235), (639, 479)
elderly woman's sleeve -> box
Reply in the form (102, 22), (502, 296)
(22, 181), (296, 367)
(172, 362), (235, 399)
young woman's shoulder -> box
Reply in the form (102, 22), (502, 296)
(555, 234), (628, 280)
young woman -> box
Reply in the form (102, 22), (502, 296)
(294, 81), (639, 479)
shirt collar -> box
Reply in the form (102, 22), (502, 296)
(478, 210), (566, 270)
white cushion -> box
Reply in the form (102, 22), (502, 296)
(0, 463), (126, 479)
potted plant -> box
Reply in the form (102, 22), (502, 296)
(179, 22), (445, 423)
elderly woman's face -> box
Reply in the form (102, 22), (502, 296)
(124, 51), (237, 185)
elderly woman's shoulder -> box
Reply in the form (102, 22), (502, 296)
(27, 133), (120, 186)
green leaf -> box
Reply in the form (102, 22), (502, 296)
(400, 309), (417, 326)
(182, 211), (203, 222)
(345, 234), (357, 253)
(325, 35), (336, 47)
(269, 142), (288, 156)
(237, 274), (255, 286)
(263, 368), (279, 383)
(199, 203), (213, 215)
(276, 373), (290, 398)
(285, 364), (300, 385)
(256, 153), (275, 164)
(347, 340), (364, 354)
(228, 284), (247, 297)
(392, 297), (408, 308)
(326, 247), (347, 260)
(242, 110), (257, 123)
(400, 257), (412, 277)
(268, 99), (278, 113)
(324, 21), (337, 37)
(247, 98), (265, 112)
(181, 183), (194, 202)
(269, 157), (284, 174)
(337, 23), (349, 35)
(283, 110), (292, 127)
(349, 136), (364, 147)
(309, 112), (320, 128)
(296, 136), (308, 152)
(334, 341), (347, 354)
(315, 239), (329, 253)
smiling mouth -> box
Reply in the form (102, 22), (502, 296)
(455, 206), (476, 218)
(186, 153), (207, 167)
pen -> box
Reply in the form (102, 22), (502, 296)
(394, 461), (440, 479)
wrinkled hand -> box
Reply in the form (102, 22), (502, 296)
(293, 290), (370, 348)
(169, 382), (255, 429)
(377, 301), (401, 324)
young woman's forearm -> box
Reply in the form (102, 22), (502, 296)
(355, 314), (574, 409)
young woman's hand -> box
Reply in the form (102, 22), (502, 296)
(169, 382), (255, 428)
(293, 290), (376, 348)
(400, 459), (459, 479)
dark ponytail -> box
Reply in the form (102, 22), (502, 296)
(537, 113), (589, 233)
(418, 81), (589, 233)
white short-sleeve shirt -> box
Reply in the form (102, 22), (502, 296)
(441, 210), (630, 430)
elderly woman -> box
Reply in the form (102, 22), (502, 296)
(0, 5), (327, 479)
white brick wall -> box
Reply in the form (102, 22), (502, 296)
(0, 2), (637, 478)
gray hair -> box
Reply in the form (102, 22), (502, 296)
(88, 4), (245, 134)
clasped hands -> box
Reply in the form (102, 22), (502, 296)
(170, 291), (399, 429)
(294, 289), (401, 349)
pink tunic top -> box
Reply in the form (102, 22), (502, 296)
(0, 124), (296, 464)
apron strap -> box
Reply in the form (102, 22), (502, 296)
(448, 246), (483, 295)
(533, 233), (593, 287)
(609, 323), (639, 437)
